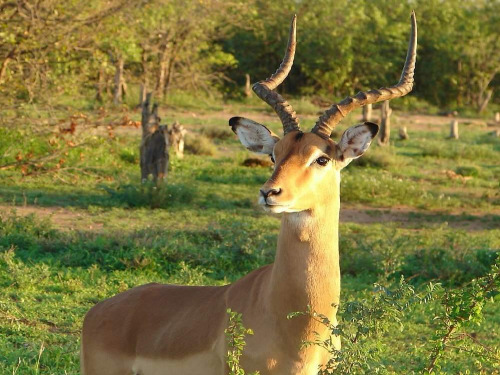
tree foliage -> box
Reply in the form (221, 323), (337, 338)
(0, 0), (498, 111)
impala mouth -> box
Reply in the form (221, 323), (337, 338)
(263, 204), (289, 213)
(259, 196), (293, 213)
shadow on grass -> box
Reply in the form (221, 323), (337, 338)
(0, 182), (257, 212)
(0, 186), (110, 208)
(1, 212), (498, 288)
(0, 213), (276, 282)
(345, 209), (500, 231)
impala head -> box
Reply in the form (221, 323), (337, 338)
(230, 13), (417, 213)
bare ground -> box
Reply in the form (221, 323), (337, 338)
(1, 204), (498, 232)
(104, 107), (498, 137)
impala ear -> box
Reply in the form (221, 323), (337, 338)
(229, 117), (280, 154)
(336, 122), (379, 169)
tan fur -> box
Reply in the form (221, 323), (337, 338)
(168, 121), (187, 158)
(81, 128), (377, 374)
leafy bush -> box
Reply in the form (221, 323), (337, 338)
(119, 148), (139, 164)
(202, 126), (233, 140)
(339, 225), (499, 286)
(421, 141), (497, 161)
(350, 147), (405, 169)
(455, 165), (480, 177)
(398, 248), (498, 285)
(289, 278), (442, 374)
(102, 182), (195, 209)
(0, 213), (55, 253)
(185, 135), (217, 156)
(426, 261), (500, 373)
(290, 262), (500, 374)
(225, 309), (259, 375)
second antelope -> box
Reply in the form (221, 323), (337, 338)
(81, 12), (417, 375)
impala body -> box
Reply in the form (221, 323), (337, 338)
(81, 13), (417, 375)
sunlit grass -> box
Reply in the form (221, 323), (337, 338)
(0, 101), (499, 373)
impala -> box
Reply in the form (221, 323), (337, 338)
(81, 12), (417, 375)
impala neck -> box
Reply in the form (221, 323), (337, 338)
(269, 183), (341, 320)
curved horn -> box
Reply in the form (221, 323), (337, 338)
(312, 11), (417, 139)
(252, 15), (300, 135)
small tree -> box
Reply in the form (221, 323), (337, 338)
(378, 101), (392, 146)
(225, 309), (259, 375)
(362, 103), (373, 122)
(449, 120), (459, 139)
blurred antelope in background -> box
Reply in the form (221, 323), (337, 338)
(140, 94), (169, 183)
(168, 121), (187, 158)
(82, 12), (417, 374)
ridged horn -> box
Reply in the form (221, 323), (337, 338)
(311, 11), (418, 139)
(252, 15), (300, 135)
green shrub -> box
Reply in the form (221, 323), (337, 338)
(119, 148), (139, 164)
(351, 147), (405, 169)
(292, 96), (321, 115)
(185, 135), (217, 156)
(421, 141), (497, 161)
(397, 248), (498, 285)
(339, 225), (500, 286)
(455, 165), (480, 177)
(201, 126), (233, 140)
(102, 182), (196, 209)
(225, 309), (258, 375)
(290, 278), (442, 374)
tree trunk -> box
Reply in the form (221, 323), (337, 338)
(399, 126), (409, 140)
(449, 120), (459, 139)
(138, 84), (147, 108)
(379, 101), (392, 145)
(0, 49), (15, 85)
(141, 92), (153, 136)
(156, 53), (168, 98)
(478, 89), (493, 114)
(138, 49), (149, 107)
(113, 56), (124, 105)
(244, 73), (252, 98)
(95, 65), (105, 102)
(164, 55), (176, 99)
(121, 78), (128, 100)
(362, 103), (373, 122)
(457, 60), (463, 107)
(164, 32), (187, 98)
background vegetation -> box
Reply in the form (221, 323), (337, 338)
(1, 0), (499, 113)
(0, 0), (499, 374)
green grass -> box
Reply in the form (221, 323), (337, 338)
(0, 101), (499, 374)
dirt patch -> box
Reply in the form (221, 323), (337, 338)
(1, 204), (498, 232)
(340, 206), (499, 231)
(0, 205), (103, 232)
(104, 108), (492, 139)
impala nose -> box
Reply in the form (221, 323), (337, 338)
(260, 188), (282, 200)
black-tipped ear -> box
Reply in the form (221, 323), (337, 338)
(364, 122), (379, 137)
(229, 117), (241, 133)
(229, 117), (280, 154)
(336, 123), (378, 170)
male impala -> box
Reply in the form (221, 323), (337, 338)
(81, 12), (417, 375)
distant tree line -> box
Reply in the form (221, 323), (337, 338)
(0, 0), (498, 112)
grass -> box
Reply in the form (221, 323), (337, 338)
(0, 99), (499, 374)
(1, 215), (498, 374)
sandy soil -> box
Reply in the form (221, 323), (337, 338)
(1, 204), (497, 232)
(104, 108), (498, 137)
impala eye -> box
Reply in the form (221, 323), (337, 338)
(315, 156), (330, 166)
